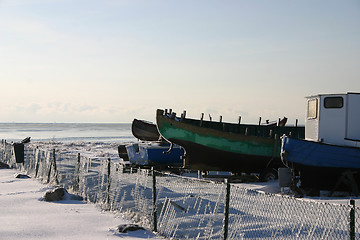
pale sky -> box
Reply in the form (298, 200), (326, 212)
(1, 0), (359, 124)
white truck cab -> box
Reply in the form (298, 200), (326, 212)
(305, 92), (360, 147)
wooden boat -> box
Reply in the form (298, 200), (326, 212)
(156, 109), (304, 179)
(280, 93), (360, 192)
(125, 142), (184, 167)
(131, 118), (160, 142)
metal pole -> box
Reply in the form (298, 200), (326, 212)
(152, 167), (157, 232)
(223, 179), (231, 239)
(350, 199), (355, 240)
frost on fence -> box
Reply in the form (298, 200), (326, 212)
(2, 142), (360, 240)
(76, 156), (102, 203)
(0, 141), (12, 163)
(228, 185), (352, 239)
(107, 166), (154, 229)
(53, 152), (88, 191)
(355, 206), (360, 239)
(155, 173), (226, 239)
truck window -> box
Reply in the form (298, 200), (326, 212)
(307, 98), (318, 119)
(324, 97), (343, 108)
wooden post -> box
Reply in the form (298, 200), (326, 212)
(350, 199), (355, 240)
(1, 139), (3, 162)
(152, 167), (158, 232)
(47, 150), (52, 183)
(181, 110), (186, 121)
(223, 179), (231, 240)
(47, 149), (58, 184)
(75, 153), (81, 191)
(34, 146), (39, 178)
(107, 158), (111, 205)
(53, 149), (59, 184)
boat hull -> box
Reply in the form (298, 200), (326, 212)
(281, 136), (360, 169)
(169, 138), (282, 173)
(131, 119), (160, 141)
(156, 109), (304, 174)
(281, 136), (360, 190)
(126, 142), (184, 167)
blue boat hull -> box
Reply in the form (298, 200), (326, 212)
(126, 142), (184, 167)
(281, 136), (360, 169)
(281, 136), (360, 191)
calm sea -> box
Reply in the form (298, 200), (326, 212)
(0, 123), (135, 143)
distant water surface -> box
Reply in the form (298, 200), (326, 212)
(0, 123), (135, 143)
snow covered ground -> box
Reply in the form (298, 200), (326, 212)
(2, 140), (359, 240)
(0, 167), (163, 240)
(23, 141), (360, 206)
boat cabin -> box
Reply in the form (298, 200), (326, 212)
(305, 92), (360, 147)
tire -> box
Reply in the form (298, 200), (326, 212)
(260, 168), (278, 182)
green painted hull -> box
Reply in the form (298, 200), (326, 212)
(159, 121), (276, 157)
(156, 109), (305, 173)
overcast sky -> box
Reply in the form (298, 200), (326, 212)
(1, 0), (359, 124)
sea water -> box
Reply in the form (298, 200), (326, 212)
(0, 123), (136, 143)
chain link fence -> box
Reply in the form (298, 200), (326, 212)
(1, 140), (359, 239)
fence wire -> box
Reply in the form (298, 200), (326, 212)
(228, 185), (352, 239)
(156, 172), (227, 239)
(1, 140), (359, 240)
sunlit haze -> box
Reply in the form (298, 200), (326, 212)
(1, 0), (359, 124)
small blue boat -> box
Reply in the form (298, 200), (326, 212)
(126, 142), (184, 167)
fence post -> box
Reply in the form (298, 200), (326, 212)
(46, 152), (52, 183)
(34, 147), (39, 178)
(350, 199), (355, 240)
(52, 149), (59, 184)
(75, 153), (81, 191)
(106, 158), (111, 205)
(152, 167), (157, 232)
(223, 179), (231, 240)
(1, 139), (3, 162)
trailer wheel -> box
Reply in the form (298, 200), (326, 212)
(260, 169), (278, 182)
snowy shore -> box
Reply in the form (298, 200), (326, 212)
(2, 140), (359, 240)
(0, 168), (162, 240)
(25, 140), (360, 205)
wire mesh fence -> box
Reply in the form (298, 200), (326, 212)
(1, 139), (359, 239)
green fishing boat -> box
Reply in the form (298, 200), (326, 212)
(156, 109), (304, 179)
